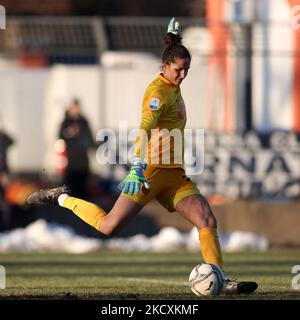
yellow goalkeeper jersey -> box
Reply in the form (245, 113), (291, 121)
(134, 74), (186, 167)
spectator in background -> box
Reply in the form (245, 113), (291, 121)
(59, 98), (95, 198)
(0, 128), (14, 189)
(0, 128), (14, 230)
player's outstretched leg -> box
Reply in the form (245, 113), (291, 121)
(26, 185), (107, 232)
(26, 185), (143, 236)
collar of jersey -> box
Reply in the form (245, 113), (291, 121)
(158, 74), (178, 88)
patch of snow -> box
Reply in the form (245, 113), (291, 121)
(0, 221), (269, 253)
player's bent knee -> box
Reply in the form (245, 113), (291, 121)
(194, 213), (217, 229)
(99, 221), (119, 236)
(207, 214), (217, 228)
(189, 204), (217, 229)
(99, 227), (112, 236)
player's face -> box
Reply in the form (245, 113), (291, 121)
(163, 57), (190, 86)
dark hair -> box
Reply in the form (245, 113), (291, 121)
(162, 33), (191, 64)
(71, 98), (80, 106)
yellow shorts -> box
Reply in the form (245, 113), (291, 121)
(122, 166), (200, 212)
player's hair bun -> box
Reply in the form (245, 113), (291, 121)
(164, 33), (182, 47)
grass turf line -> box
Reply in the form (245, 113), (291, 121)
(0, 248), (299, 300)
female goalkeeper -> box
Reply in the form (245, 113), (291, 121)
(27, 18), (257, 295)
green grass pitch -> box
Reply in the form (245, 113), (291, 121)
(0, 248), (299, 300)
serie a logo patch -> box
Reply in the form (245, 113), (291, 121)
(149, 98), (160, 110)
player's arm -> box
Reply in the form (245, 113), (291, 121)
(134, 105), (163, 160)
(119, 94), (165, 195)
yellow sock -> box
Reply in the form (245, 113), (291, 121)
(199, 227), (223, 270)
(63, 196), (106, 231)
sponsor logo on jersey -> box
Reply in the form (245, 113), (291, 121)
(149, 98), (160, 110)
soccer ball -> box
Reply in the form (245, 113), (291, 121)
(189, 263), (225, 297)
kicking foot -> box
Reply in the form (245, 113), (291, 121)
(224, 278), (258, 295)
(26, 185), (70, 206)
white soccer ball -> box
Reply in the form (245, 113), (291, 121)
(189, 263), (225, 297)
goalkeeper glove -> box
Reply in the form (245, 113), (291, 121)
(118, 157), (150, 196)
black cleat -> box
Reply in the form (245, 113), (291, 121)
(26, 185), (70, 206)
(224, 278), (258, 295)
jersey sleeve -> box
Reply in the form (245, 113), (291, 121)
(134, 90), (167, 159)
